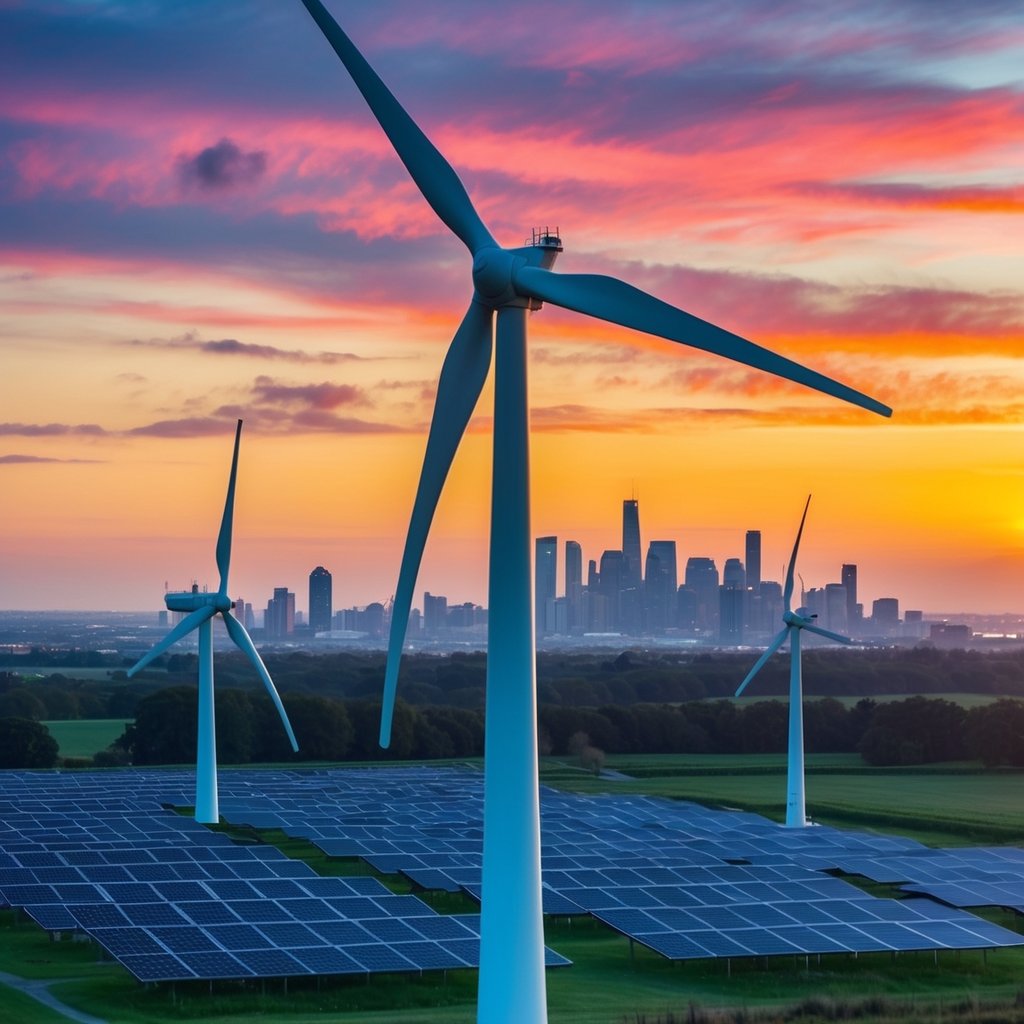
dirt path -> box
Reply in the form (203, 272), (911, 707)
(0, 971), (108, 1024)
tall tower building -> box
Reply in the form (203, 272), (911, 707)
(841, 564), (858, 631)
(644, 540), (677, 633)
(684, 557), (720, 635)
(565, 540), (583, 632)
(265, 587), (295, 639)
(598, 549), (625, 631)
(535, 536), (557, 635)
(745, 531), (761, 590)
(825, 583), (849, 634)
(719, 557), (746, 644)
(621, 499), (642, 590)
(308, 566), (333, 635)
(423, 592), (448, 633)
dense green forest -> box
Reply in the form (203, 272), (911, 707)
(3, 647), (1024, 769)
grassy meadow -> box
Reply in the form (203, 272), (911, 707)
(41, 719), (130, 759)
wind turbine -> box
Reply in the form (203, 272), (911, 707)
(295, 3), (891, 1019)
(127, 420), (298, 824)
(734, 495), (852, 828)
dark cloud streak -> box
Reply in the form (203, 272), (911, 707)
(177, 138), (266, 191)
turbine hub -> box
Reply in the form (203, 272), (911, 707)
(471, 246), (522, 307)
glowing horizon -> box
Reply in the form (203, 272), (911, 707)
(1, 0), (1022, 617)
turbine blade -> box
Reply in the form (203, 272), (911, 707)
(215, 419), (243, 596)
(297, 0), (496, 256)
(222, 610), (299, 752)
(735, 627), (790, 696)
(801, 623), (853, 645)
(514, 267), (891, 418)
(127, 606), (216, 677)
(783, 494), (812, 612)
(380, 299), (494, 748)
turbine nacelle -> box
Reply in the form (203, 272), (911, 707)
(165, 589), (233, 614)
(785, 608), (817, 628)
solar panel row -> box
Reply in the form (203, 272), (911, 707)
(3, 764), (1022, 982)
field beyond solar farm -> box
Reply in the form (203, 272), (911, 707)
(3, 756), (1024, 1024)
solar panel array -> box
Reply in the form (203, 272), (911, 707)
(2, 764), (1022, 983)
(0, 769), (569, 982)
(212, 765), (1024, 961)
(824, 846), (1024, 915)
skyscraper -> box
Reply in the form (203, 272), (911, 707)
(598, 549), (625, 632)
(685, 557), (720, 635)
(719, 557), (746, 644)
(308, 566), (333, 635)
(621, 499), (642, 590)
(841, 564), (858, 632)
(825, 583), (849, 633)
(644, 540), (677, 633)
(265, 587), (295, 639)
(423, 592), (448, 633)
(535, 536), (557, 635)
(565, 540), (583, 633)
(745, 530), (761, 590)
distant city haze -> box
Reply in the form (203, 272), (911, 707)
(1, 2), (1022, 615)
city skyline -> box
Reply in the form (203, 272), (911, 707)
(2, 1), (1023, 614)
(200, 493), (939, 630)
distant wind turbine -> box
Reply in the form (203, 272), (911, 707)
(735, 495), (852, 828)
(127, 420), (298, 824)
(296, 3), (891, 1019)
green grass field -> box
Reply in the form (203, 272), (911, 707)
(41, 720), (130, 759)
(4, 757), (1024, 1023)
(543, 754), (1024, 845)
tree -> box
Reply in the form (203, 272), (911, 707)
(0, 718), (59, 768)
(274, 695), (353, 762)
(127, 687), (197, 764)
(0, 688), (47, 721)
(967, 699), (1024, 767)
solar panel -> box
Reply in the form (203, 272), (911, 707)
(300, 946), (369, 976)
(177, 950), (254, 979)
(24, 903), (79, 931)
(232, 948), (310, 977)
(89, 926), (168, 958)
(117, 953), (194, 982)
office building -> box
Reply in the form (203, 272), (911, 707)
(423, 592), (448, 633)
(622, 499), (642, 590)
(265, 587), (295, 639)
(685, 557), (720, 635)
(720, 557), (746, 643)
(872, 597), (900, 633)
(841, 564), (858, 632)
(825, 583), (848, 634)
(644, 540), (677, 633)
(308, 566), (333, 635)
(744, 531), (761, 590)
(565, 540), (583, 632)
(535, 536), (557, 635)
(598, 549), (625, 631)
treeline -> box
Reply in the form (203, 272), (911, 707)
(8, 692), (1024, 770)
(5, 646), (1024, 726)
(87, 692), (1024, 770)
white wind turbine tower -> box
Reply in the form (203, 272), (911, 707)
(127, 420), (298, 824)
(296, 3), (891, 1020)
(734, 495), (852, 828)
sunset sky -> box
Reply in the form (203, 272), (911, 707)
(2, 0), (1023, 617)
